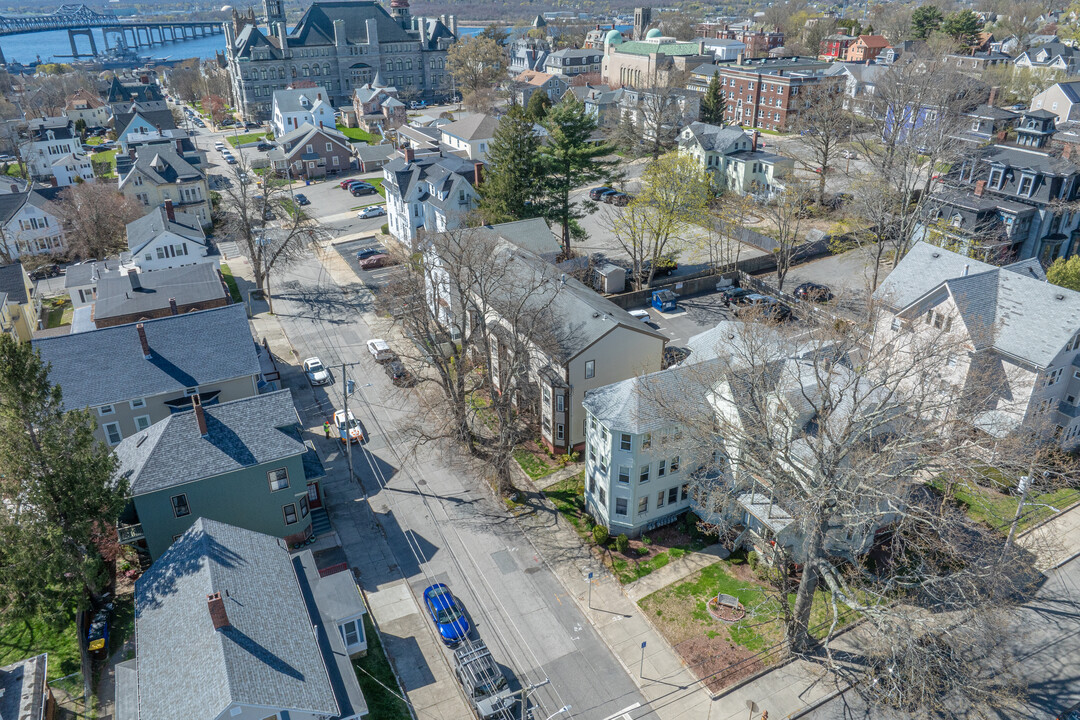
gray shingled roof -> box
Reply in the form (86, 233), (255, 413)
(65, 259), (122, 289)
(681, 121), (747, 153)
(273, 86), (331, 114)
(119, 146), (203, 189)
(583, 360), (715, 434)
(132, 518), (342, 720)
(34, 304), (259, 411)
(439, 113), (499, 142)
(126, 205), (206, 256)
(93, 265), (228, 323)
(0, 264), (28, 305)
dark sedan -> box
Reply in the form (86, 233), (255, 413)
(356, 246), (385, 260)
(293, 193), (310, 206)
(794, 282), (834, 303)
(589, 186), (613, 201)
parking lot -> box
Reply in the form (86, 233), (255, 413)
(333, 237), (404, 290)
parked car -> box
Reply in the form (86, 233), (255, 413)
(357, 246), (385, 260)
(600, 189), (620, 203)
(245, 121), (261, 130)
(732, 293), (791, 321)
(640, 255), (678, 279)
(350, 183), (377, 197)
(410, 100), (427, 109)
(225, 156), (237, 164)
(339, 178), (357, 189)
(794, 282), (834, 303)
(256, 142), (274, 152)
(334, 409), (364, 444)
(29, 264), (61, 280)
(359, 253), (390, 269)
(589, 186), (613, 201)
(610, 192), (631, 206)
(293, 193), (310, 205)
(422, 583), (470, 646)
(628, 309), (651, 322)
(303, 357), (331, 385)
(358, 205), (387, 219)
(367, 338), (397, 363)
(718, 286), (753, 306)
(384, 359), (416, 387)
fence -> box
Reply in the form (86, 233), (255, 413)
(738, 272), (852, 328)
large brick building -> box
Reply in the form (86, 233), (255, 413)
(706, 57), (838, 131)
(225, 0), (457, 121)
(695, 22), (784, 58)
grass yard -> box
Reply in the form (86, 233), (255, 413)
(542, 472), (591, 539)
(86, 136), (104, 146)
(4, 162), (25, 179)
(44, 297), (73, 328)
(93, 148), (118, 178)
(935, 476), (1080, 534)
(227, 132), (268, 147)
(0, 614), (81, 681)
(513, 448), (556, 480)
(610, 531), (710, 585)
(220, 262), (243, 302)
(336, 123), (379, 144)
(352, 615), (411, 720)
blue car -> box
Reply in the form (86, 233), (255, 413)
(422, 583), (470, 645)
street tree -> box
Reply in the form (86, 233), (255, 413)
(525, 90), (552, 122)
(698, 191), (755, 271)
(204, 94), (229, 127)
(603, 152), (711, 289)
(607, 109), (643, 158)
(941, 9), (983, 44)
(759, 180), (814, 290)
(636, 75), (695, 158)
(700, 72), (727, 125)
(539, 95), (618, 253)
(447, 36), (507, 98)
(911, 5), (944, 39)
(1048, 254), (1080, 291)
(789, 82), (853, 205)
(478, 103), (544, 224)
(642, 314), (1070, 715)
(55, 181), (145, 259)
(217, 158), (329, 292)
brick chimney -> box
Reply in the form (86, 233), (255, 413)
(193, 394), (208, 437)
(207, 592), (229, 630)
(175, 139), (184, 154)
(404, 146), (414, 163)
(752, 130), (759, 151)
(136, 322), (151, 359)
(164, 198), (175, 222)
(128, 148), (136, 161)
(988, 86), (998, 107)
(974, 180), (986, 197)
(169, 297), (178, 315)
(473, 161), (483, 186)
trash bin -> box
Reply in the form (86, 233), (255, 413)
(305, 179), (311, 186)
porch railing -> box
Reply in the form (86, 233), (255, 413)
(117, 523), (144, 544)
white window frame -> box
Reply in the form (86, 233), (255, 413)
(584, 360), (595, 379)
(102, 421), (122, 445)
(98, 404), (115, 416)
(130, 397), (146, 409)
(268, 467), (290, 491)
(134, 415), (152, 432)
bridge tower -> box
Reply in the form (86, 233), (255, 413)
(263, 0), (284, 27)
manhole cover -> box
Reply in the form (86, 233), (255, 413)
(417, 479), (427, 486)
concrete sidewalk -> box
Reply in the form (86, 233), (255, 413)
(1018, 498), (1080, 570)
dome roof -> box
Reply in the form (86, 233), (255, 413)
(605, 28), (624, 44)
(645, 28), (663, 39)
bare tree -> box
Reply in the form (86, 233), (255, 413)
(699, 191), (756, 272)
(759, 180), (814, 290)
(790, 82), (853, 206)
(634, 75), (694, 159)
(54, 182), (145, 260)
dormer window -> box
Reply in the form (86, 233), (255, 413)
(1019, 175), (1034, 197)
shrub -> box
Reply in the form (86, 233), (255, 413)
(747, 550), (759, 571)
(683, 511), (700, 535)
(615, 534), (629, 553)
(380, 223), (389, 235)
(641, 535), (652, 546)
(592, 525), (609, 545)
(637, 547), (651, 557)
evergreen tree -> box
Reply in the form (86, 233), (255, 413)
(701, 72), (726, 125)
(525, 90), (552, 122)
(0, 335), (127, 627)
(941, 9), (982, 44)
(478, 103), (543, 224)
(609, 109), (642, 157)
(910, 5), (943, 39)
(539, 95), (619, 252)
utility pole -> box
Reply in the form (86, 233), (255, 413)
(342, 362), (354, 482)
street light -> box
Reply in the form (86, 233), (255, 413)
(543, 706), (571, 720)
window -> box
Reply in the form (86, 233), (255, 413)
(326, 142), (333, 152)
(283, 503), (298, 524)
(134, 415), (151, 432)
(642, 433), (651, 449)
(681, 483), (689, 501)
(300, 495), (309, 518)
(130, 397), (146, 410)
(171, 494), (190, 517)
(268, 467), (290, 491)
(98, 405), (115, 416)
(556, 395), (565, 412)
(668, 487), (678, 505)
(340, 619), (362, 647)
(657, 490), (665, 508)
(671, 456), (680, 472)
(102, 421), (122, 445)
(638, 497), (649, 515)
(615, 498), (628, 516)
(598, 485), (606, 504)
(639, 465), (650, 483)
(584, 360), (595, 379)
(1019, 175), (1033, 196)
(618, 466), (630, 483)
(620, 433), (631, 451)
(556, 423), (564, 441)
(657, 459), (667, 478)
(1066, 332), (1080, 352)
(1046, 367), (1064, 386)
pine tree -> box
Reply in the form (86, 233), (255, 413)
(701, 72), (726, 125)
(0, 335), (127, 627)
(525, 90), (552, 122)
(539, 95), (619, 253)
(478, 103), (543, 224)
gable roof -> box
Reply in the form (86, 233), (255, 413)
(681, 121), (747, 152)
(34, 304), (259, 410)
(93, 264), (228, 323)
(855, 34), (889, 48)
(0, 264), (28, 305)
(120, 146), (203, 188)
(440, 113), (499, 142)
(583, 359), (713, 434)
(130, 518), (346, 720)
(115, 107), (176, 138)
(126, 205), (207, 256)
(67, 88), (106, 110)
(277, 122), (351, 153)
(273, 86), (331, 114)
(115, 390), (304, 495)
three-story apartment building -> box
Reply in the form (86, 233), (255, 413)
(118, 146), (212, 227)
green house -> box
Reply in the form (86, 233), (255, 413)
(114, 389), (325, 561)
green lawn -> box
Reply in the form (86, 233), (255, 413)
(220, 262), (243, 302)
(935, 477), (1080, 534)
(227, 132), (269, 147)
(0, 614), (81, 681)
(4, 163), (25, 179)
(612, 538), (709, 585)
(353, 615), (411, 720)
(513, 448), (555, 480)
(542, 472), (590, 539)
(86, 136), (105, 146)
(336, 123), (379, 144)
(93, 148), (118, 178)
(45, 299), (73, 328)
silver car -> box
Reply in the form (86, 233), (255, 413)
(303, 357), (331, 385)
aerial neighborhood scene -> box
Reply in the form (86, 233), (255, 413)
(7, 0), (1080, 718)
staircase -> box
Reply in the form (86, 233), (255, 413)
(310, 508), (332, 537)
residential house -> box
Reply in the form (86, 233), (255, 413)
(844, 35), (889, 62)
(515, 70), (570, 106)
(124, 201), (216, 272)
(0, 654), (52, 720)
(0, 188), (65, 259)
(1031, 80), (1080, 124)
(0, 263), (38, 342)
(916, 109), (1080, 262)
(50, 152), (95, 187)
(271, 86), (335, 137)
(957, 103), (1019, 145)
(118, 146), (212, 227)
(105, 76), (165, 115)
(268, 122), (354, 180)
(602, 30), (713, 89)
(21, 117), (81, 181)
(116, 518), (366, 720)
(65, 89), (111, 128)
(355, 142), (396, 172)
(678, 121), (793, 196)
(509, 36), (550, 74)
(578, 85), (624, 128)
(706, 57), (839, 132)
(439, 113), (499, 162)
(948, 50), (1013, 75)
(873, 241), (1080, 449)
(424, 231), (667, 453)
(119, 130), (206, 170)
(33, 304), (262, 445)
(396, 123), (442, 158)
(92, 264), (230, 329)
(65, 259), (121, 309)
(618, 88), (701, 142)
(224, 0), (457, 120)
(1015, 42), (1079, 74)
(701, 22), (784, 57)
(112, 391), (324, 559)
(824, 62), (885, 116)
(352, 81), (406, 133)
(819, 34), (856, 61)
(382, 152), (480, 247)
(113, 104), (177, 149)
(545, 48), (604, 77)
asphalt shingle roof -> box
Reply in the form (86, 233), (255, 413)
(131, 518), (341, 720)
(65, 259), (121, 289)
(126, 205), (206, 256)
(34, 304), (259, 411)
(0, 264), (28, 304)
(93, 265), (228, 322)
(273, 86), (331, 114)
(440, 113), (499, 142)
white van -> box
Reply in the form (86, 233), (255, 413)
(628, 309), (651, 322)
(366, 338), (396, 363)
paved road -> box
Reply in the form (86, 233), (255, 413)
(269, 249), (651, 720)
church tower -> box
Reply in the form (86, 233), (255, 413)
(390, 0), (411, 29)
(263, 0), (285, 27)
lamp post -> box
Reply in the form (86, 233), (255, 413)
(543, 706), (571, 720)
